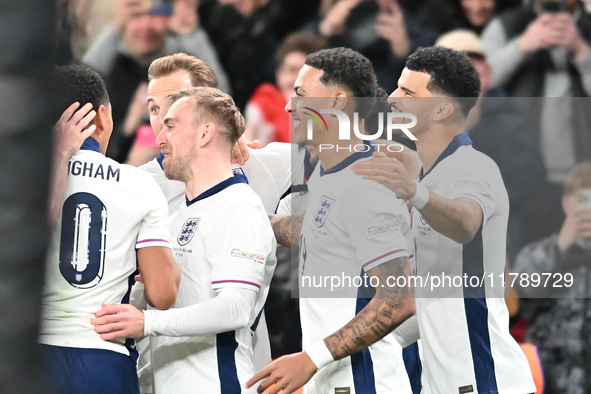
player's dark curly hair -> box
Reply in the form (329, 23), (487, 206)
(56, 64), (110, 114)
(405, 46), (480, 117)
(305, 47), (378, 118)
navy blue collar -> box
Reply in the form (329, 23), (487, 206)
(419, 132), (472, 181)
(80, 137), (100, 153)
(186, 174), (248, 206)
(319, 142), (375, 177)
(157, 153), (165, 169)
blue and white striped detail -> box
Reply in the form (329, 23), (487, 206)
(462, 229), (498, 393)
(211, 279), (261, 290)
(216, 330), (240, 393)
(136, 238), (170, 248)
(362, 249), (408, 271)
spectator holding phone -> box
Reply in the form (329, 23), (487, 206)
(481, 0), (591, 243)
(513, 161), (591, 393)
(312, 0), (438, 92)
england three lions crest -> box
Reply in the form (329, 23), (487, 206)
(178, 218), (200, 246)
(314, 195), (336, 228)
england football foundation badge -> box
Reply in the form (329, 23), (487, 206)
(178, 218), (200, 246)
(314, 195), (336, 228)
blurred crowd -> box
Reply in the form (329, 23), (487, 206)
(56, 0), (591, 392)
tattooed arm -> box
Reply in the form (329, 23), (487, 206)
(323, 256), (414, 359)
(269, 213), (304, 248)
(245, 256), (414, 394)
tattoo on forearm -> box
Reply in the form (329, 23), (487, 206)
(324, 256), (414, 360)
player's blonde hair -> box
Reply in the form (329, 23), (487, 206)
(168, 87), (245, 149)
(148, 53), (218, 88)
(564, 161), (591, 196)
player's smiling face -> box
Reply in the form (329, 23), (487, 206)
(285, 64), (335, 146)
(157, 97), (196, 182)
(147, 70), (193, 136)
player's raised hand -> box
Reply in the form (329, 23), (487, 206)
(54, 102), (96, 160)
(245, 352), (316, 394)
(352, 151), (417, 200)
(49, 102), (97, 227)
(91, 303), (145, 340)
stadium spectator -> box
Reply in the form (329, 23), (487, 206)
(481, 0), (591, 242)
(419, 0), (519, 35)
(82, 0), (229, 163)
(309, 0), (438, 92)
(92, 87), (278, 393)
(244, 32), (329, 146)
(42, 64), (179, 394)
(513, 161), (591, 394)
(198, 0), (320, 109)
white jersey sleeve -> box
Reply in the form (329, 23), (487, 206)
(449, 167), (497, 225)
(209, 204), (275, 292)
(144, 287), (257, 336)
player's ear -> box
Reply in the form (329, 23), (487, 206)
(93, 104), (107, 134)
(331, 91), (348, 111)
(433, 100), (455, 121)
(198, 122), (216, 147)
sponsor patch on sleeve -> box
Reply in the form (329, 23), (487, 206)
(367, 222), (400, 237)
(454, 179), (488, 194)
(230, 248), (265, 264)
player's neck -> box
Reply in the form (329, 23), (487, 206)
(415, 125), (459, 173)
(184, 151), (234, 201)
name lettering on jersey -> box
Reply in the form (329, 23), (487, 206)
(177, 218), (200, 246)
(69, 160), (120, 182)
(314, 195), (336, 228)
(232, 167), (245, 176)
(230, 248), (265, 264)
(367, 222), (400, 237)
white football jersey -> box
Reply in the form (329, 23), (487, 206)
(40, 139), (171, 357)
(137, 143), (290, 388)
(412, 133), (535, 393)
(300, 148), (414, 394)
(150, 175), (277, 393)
(140, 142), (292, 215)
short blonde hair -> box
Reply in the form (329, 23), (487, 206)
(168, 87), (245, 149)
(564, 161), (591, 196)
(148, 53), (218, 88)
